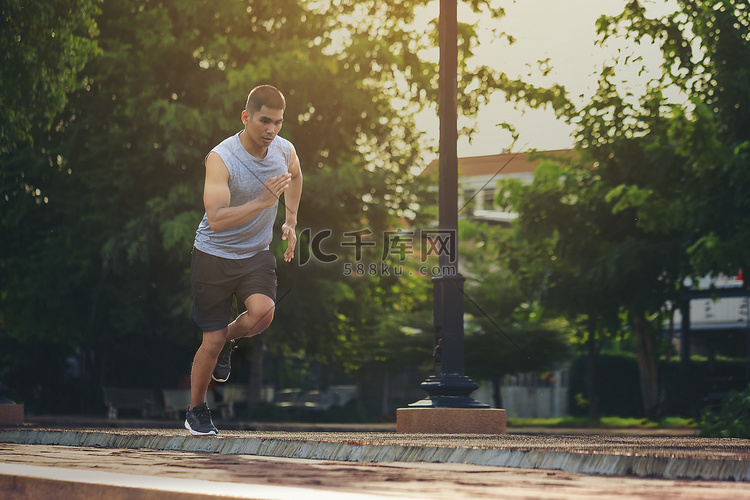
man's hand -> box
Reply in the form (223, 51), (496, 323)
(281, 221), (297, 262)
(262, 172), (292, 208)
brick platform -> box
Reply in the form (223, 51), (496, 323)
(396, 407), (506, 434)
(0, 404), (23, 426)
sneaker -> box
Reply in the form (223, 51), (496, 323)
(212, 339), (236, 383)
(184, 403), (218, 436)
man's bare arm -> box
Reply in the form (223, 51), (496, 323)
(281, 145), (303, 261)
(203, 152), (291, 233)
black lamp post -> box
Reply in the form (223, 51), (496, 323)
(409, 0), (488, 409)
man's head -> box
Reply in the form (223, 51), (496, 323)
(241, 85), (286, 156)
(245, 85), (286, 115)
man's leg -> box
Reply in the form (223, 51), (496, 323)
(190, 328), (227, 410)
(226, 293), (276, 341)
(211, 294), (275, 383)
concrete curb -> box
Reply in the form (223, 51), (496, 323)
(2, 429), (749, 482)
(0, 463), (386, 500)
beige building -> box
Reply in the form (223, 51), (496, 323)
(423, 149), (575, 224)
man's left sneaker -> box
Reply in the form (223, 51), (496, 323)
(212, 339), (236, 383)
(184, 403), (218, 436)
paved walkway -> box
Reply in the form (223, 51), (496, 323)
(1, 421), (749, 499)
(3, 442), (750, 500)
(2, 425), (749, 482)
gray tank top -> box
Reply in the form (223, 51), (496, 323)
(194, 132), (292, 259)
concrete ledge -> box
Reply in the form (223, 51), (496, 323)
(0, 463), (381, 500)
(396, 408), (506, 434)
(0, 404), (23, 426)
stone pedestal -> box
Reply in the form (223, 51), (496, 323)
(0, 404), (24, 426)
(396, 407), (506, 434)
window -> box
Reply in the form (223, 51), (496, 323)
(483, 188), (495, 209)
(462, 189), (475, 215)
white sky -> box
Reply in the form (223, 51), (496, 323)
(415, 0), (680, 158)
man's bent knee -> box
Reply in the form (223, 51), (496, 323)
(241, 294), (276, 335)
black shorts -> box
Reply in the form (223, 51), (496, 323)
(191, 248), (277, 333)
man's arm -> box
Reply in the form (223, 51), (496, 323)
(204, 152), (291, 233)
(281, 145), (303, 262)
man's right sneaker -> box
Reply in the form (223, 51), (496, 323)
(184, 403), (218, 436)
(212, 339), (236, 382)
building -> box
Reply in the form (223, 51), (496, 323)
(667, 272), (749, 361)
(423, 148), (575, 225)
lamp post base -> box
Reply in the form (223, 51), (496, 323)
(408, 374), (489, 408)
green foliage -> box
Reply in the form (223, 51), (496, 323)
(507, 416), (695, 429)
(499, 0), (750, 419)
(568, 353), (749, 418)
(568, 354), (644, 417)
(8, 0), (746, 418)
(234, 399), (373, 424)
(699, 386), (750, 438)
(589, 0), (750, 276)
(457, 219), (572, 384)
(0, 0), (521, 412)
(464, 320), (571, 382)
(0, 0), (101, 153)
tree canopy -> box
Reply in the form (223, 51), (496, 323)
(0, 0), (525, 412)
(0, 0), (101, 154)
(503, 0), (750, 417)
(7, 0), (743, 420)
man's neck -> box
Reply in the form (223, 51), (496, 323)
(239, 130), (268, 159)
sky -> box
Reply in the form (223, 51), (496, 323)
(415, 0), (679, 158)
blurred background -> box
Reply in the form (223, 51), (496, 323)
(1, 0), (748, 429)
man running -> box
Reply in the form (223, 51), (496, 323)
(185, 85), (302, 436)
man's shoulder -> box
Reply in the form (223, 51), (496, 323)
(271, 135), (294, 163)
(273, 135), (293, 151)
(214, 132), (241, 152)
(205, 133), (240, 164)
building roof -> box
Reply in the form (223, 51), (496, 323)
(422, 149), (576, 178)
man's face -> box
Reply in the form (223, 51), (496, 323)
(242, 105), (284, 150)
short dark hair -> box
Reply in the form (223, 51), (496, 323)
(245, 85), (286, 114)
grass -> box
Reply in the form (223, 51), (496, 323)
(506, 416), (696, 429)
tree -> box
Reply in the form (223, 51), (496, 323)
(1, 0), (526, 412)
(0, 0), (101, 154)
(458, 219), (572, 409)
(501, 0), (750, 418)
(579, 0), (750, 416)
(595, 0), (750, 277)
(502, 139), (704, 419)
(497, 158), (633, 416)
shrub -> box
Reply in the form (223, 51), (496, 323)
(698, 386), (750, 438)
